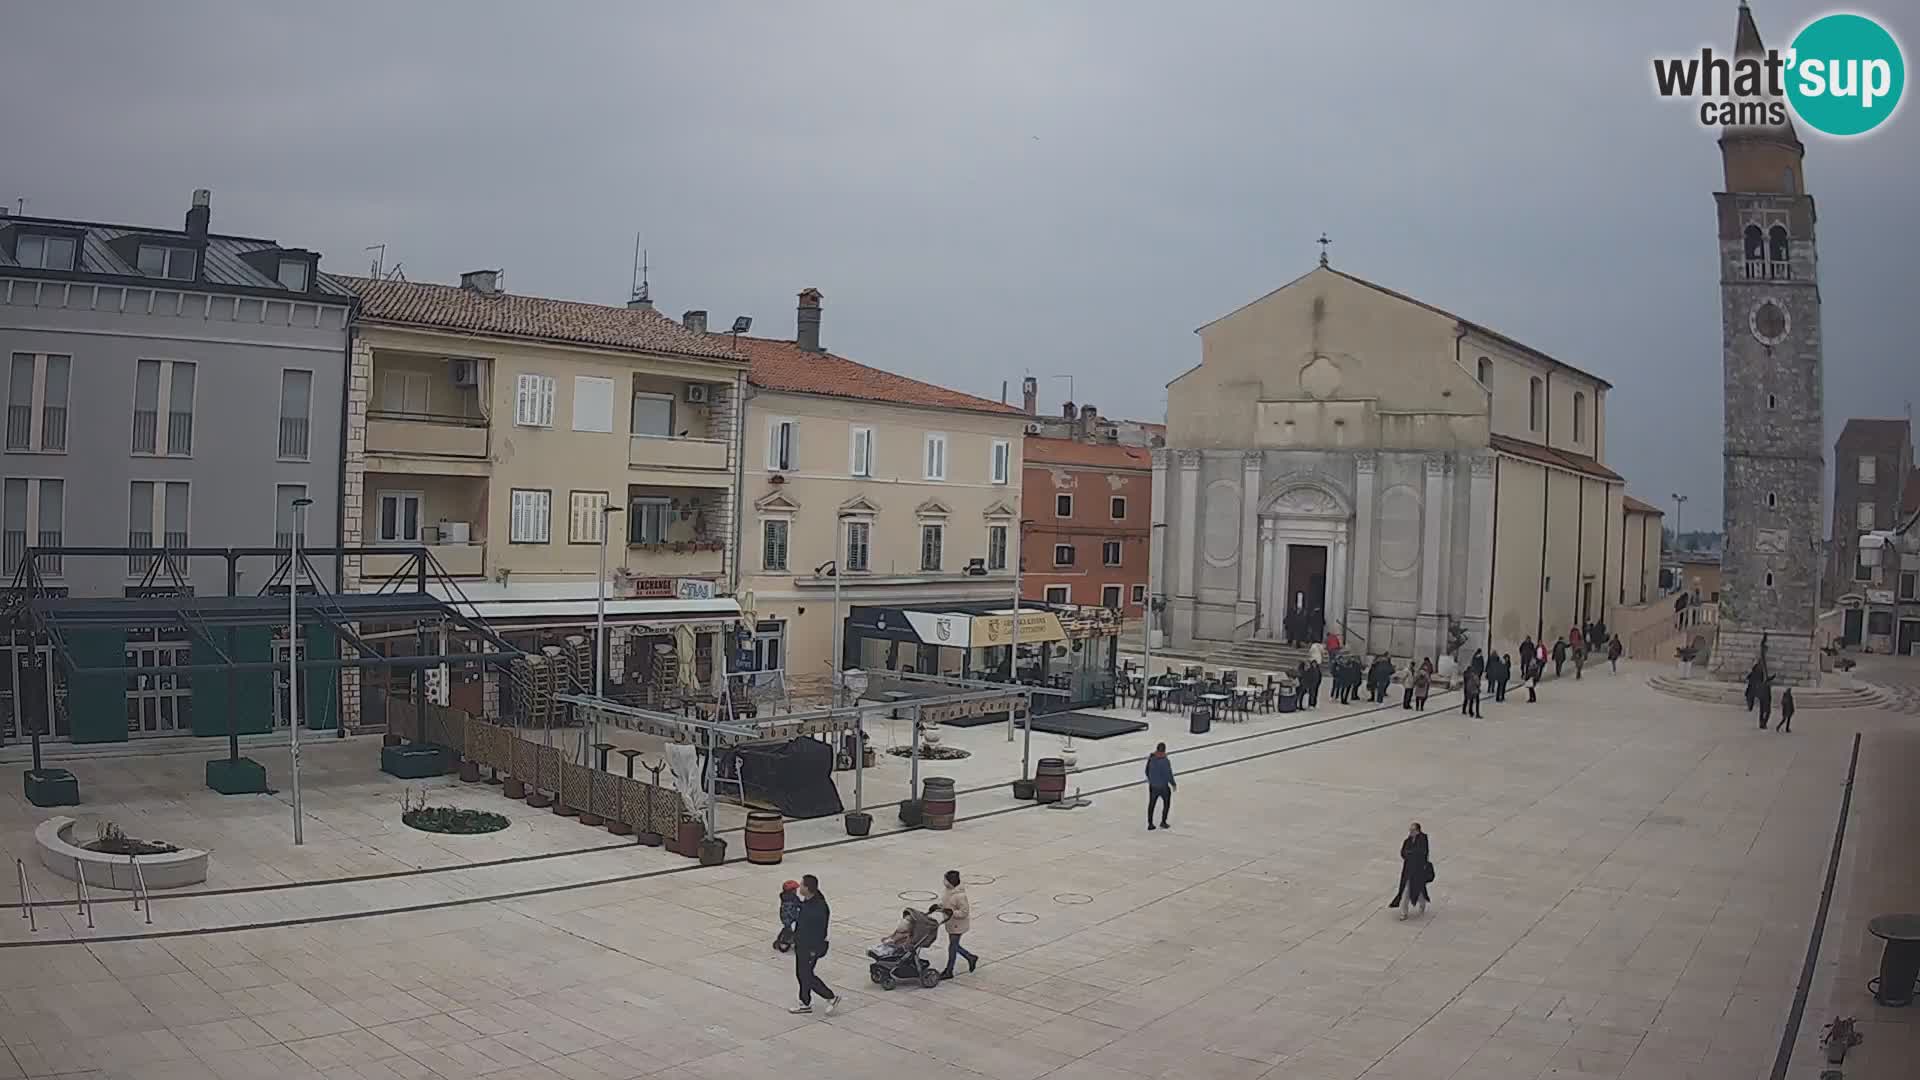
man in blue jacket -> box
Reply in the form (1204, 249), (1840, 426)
(1145, 743), (1175, 831)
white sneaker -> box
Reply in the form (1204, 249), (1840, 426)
(1417, 901), (1427, 915)
(824, 996), (840, 1015)
(789, 1004), (812, 1014)
(1397, 909), (1408, 921)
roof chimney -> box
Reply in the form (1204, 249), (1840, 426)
(1062, 400), (1076, 420)
(185, 188), (211, 239)
(460, 269), (500, 295)
(682, 309), (708, 334)
(797, 288), (823, 353)
(1022, 377), (1038, 415)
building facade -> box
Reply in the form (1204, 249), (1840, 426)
(1827, 418), (1912, 608)
(1620, 495), (1665, 607)
(1157, 260), (1627, 662)
(1018, 379), (1165, 448)
(729, 290), (1029, 687)
(1711, 5), (1827, 685)
(1854, 513), (1920, 655)
(1020, 435), (1152, 617)
(339, 272), (748, 725)
(0, 191), (352, 740)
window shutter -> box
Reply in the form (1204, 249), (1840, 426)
(572, 377), (614, 433)
(540, 377), (555, 427)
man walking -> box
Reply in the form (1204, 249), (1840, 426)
(1757, 675), (1774, 730)
(1778, 686), (1795, 733)
(1519, 636), (1538, 683)
(1145, 742), (1175, 831)
(1551, 637), (1568, 678)
(1460, 667), (1482, 718)
(789, 875), (839, 1014)
(1607, 636), (1623, 674)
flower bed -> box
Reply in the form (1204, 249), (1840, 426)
(888, 745), (971, 761)
(402, 807), (510, 834)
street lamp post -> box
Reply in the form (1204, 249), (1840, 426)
(1670, 492), (1688, 553)
(1142, 521), (1166, 717)
(815, 555), (856, 810)
(288, 497), (313, 846)
(593, 505), (624, 753)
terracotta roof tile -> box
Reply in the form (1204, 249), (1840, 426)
(1489, 433), (1623, 482)
(1622, 495), (1665, 515)
(343, 277), (743, 362)
(731, 335), (1024, 415)
(1023, 437), (1153, 470)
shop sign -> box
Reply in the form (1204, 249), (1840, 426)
(973, 611), (1067, 645)
(677, 578), (716, 600)
(1867, 589), (1896, 605)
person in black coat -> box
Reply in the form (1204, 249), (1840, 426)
(1744, 662), (1763, 712)
(1495, 653), (1514, 702)
(1389, 822), (1432, 919)
(1368, 656), (1394, 703)
(1757, 675), (1774, 730)
(1778, 686), (1796, 733)
(1519, 636), (1538, 681)
(1551, 638), (1569, 677)
(789, 875), (839, 1014)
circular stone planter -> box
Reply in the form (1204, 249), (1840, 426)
(402, 807), (510, 835)
(35, 816), (208, 891)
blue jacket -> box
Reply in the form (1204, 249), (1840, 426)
(779, 890), (801, 926)
(1145, 753), (1175, 788)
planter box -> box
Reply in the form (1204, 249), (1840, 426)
(36, 816), (208, 890)
(380, 745), (449, 779)
(205, 757), (269, 795)
(24, 768), (79, 807)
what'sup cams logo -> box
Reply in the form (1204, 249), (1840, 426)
(1653, 11), (1905, 137)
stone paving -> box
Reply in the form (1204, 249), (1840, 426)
(0, 660), (1912, 1079)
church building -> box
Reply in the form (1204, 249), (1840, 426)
(1154, 257), (1627, 662)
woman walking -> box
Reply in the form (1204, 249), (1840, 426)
(1414, 658), (1432, 711)
(936, 870), (977, 979)
(789, 874), (839, 1014)
(1389, 822), (1433, 920)
(1778, 686), (1796, 733)
(1607, 636), (1623, 674)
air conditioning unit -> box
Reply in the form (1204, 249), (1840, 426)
(965, 558), (987, 576)
(448, 358), (480, 386)
(1024, 423), (1041, 435)
(685, 383), (710, 404)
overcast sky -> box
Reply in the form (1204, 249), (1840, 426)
(4, 1), (1914, 526)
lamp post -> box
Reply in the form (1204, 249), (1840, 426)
(594, 505), (624, 753)
(1142, 521), (1166, 717)
(288, 497), (313, 846)
(1007, 528), (1022, 745)
(1670, 492), (1688, 553)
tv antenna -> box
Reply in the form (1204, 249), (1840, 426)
(630, 233), (650, 305)
(365, 244), (386, 278)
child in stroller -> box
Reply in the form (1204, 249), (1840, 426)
(773, 880), (801, 953)
(867, 907), (943, 990)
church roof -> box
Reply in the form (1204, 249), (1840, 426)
(1489, 433), (1623, 483)
(1721, 2), (1804, 150)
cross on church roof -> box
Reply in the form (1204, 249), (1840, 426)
(1317, 232), (1331, 267)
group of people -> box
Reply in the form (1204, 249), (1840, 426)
(1745, 662), (1797, 732)
(776, 869), (981, 1015)
(1280, 604), (1327, 649)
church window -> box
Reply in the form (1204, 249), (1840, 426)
(1767, 492), (1777, 509)
(1768, 225), (1790, 262)
(1743, 225), (1766, 261)
(1477, 357), (1493, 408)
(1765, 572), (1775, 588)
(1528, 377), (1543, 432)
(1767, 394), (1777, 410)
(1859, 457), (1877, 484)
(1572, 392), (1587, 444)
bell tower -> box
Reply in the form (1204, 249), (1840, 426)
(1711, 3), (1825, 684)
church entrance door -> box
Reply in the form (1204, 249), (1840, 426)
(1285, 544), (1328, 624)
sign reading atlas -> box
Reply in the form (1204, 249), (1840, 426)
(1653, 13), (1905, 137)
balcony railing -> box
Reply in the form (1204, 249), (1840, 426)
(365, 411), (489, 458)
(132, 409), (157, 453)
(129, 530), (153, 575)
(278, 416), (309, 459)
(628, 433), (730, 472)
(1741, 259), (1794, 281)
(36, 530), (60, 576)
(167, 410), (193, 455)
(275, 530), (297, 551)
(5, 405), (30, 450)
(39, 405), (64, 451)
(3, 530), (22, 576)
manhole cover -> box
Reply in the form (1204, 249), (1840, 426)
(1646, 815), (1686, 826)
(964, 874), (996, 886)
(997, 911), (1038, 925)
(1053, 893), (1093, 905)
(898, 890), (938, 903)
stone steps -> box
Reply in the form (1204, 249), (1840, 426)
(1646, 674), (1890, 710)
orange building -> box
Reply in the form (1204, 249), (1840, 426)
(1020, 437), (1152, 617)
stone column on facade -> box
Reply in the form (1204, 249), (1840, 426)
(1464, 453), (1496, 650)
(1348, 452), (1377, 642)
(338, 336), (374, 731)
(1417, 453), (1447, 657)
(1438, 457), (1458, 618)
(1258, 520), (1277, 638)
(482, 638), (501, 720)
(1174, 451), (1202, 645)
(1328, 526), (1350, 633)
(1149, 449), (1169, 648)
(1237, 452), (1262, 636)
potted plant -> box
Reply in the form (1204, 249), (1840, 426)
(898, 799), (923, 827)
(844, 810), (872, 836)
(1821, 1016), (1862, 1064)
(1058, 736), (1078, 771)
(698, 835), (727, 866)
(1012, 778), (1036, 800)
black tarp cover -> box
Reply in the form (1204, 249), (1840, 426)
(732, 736), (844, 818)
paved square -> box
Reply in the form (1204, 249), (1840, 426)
(2, 662), (1915, 1079)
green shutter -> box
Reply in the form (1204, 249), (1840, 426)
(194, 628), (271, 737)
(303, 623), (338, 730)
(64, 629), (128, 744)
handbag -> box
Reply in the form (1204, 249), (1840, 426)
(1422, 861), (1436, 884)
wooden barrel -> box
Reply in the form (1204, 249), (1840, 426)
(921, 777), (956, 831)
(745, 811), (786, 864)
(1034, 758), (1067, 804)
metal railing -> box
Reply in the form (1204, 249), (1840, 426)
(5, 404), (30, 450)
(37, 530), (60, 576)
(15, 858), (35, 932)
(166, 410), (193, 455)
(129, 530), (154, 574)
(275, 530), (297, 551)
(1741, 259), (1794, 281)
(132, 408), (157, 453)
(278, 415), (309, 459)
(73, 856), (93, 929)
(129, 854), (151, 924)
(40, 404), (65, 450)
(2, 530), (23, 576)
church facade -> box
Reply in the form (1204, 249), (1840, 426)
(1155, 262), (1627, 662)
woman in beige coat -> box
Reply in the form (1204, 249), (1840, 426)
(936, 869), (978, 979)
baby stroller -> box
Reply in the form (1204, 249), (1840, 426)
(867, 907), (942, 990)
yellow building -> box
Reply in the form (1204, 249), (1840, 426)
(338, 271), (749, 724)
(1160, 260), (1633, 660)
(723, 290), (1030, 686)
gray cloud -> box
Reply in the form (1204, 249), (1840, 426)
(4, 0), (1914, 527)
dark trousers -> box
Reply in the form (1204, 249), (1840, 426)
(944, 933), (976, 975)
(1493, 679), (1507, 702)
(1758, 699), (1771, 729)
(795, 948), (835, 1005)
(1403, 686), (1415, 710)
(1526, 681), (1537, 702)
(1780, 708), (1794, 732)
(1554, 660), (1564, 677)
(1415, 693), (1428, 711)
(1305, 684), (1318, 707)
(1147, 785), (1171, 827)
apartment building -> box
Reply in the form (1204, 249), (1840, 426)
(340, 272), (749, 723)
(1827, 418), (1913, 608)
(725, 289), (1029, 684)
(0, 191), (351, 741)
(1020, 435), (1152, 617)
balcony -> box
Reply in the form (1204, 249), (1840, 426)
(628, 433), (729, 474)
(361, 542), (486, 580)
(366, 412), (489, 460)
(1741, 259), (1794, 282)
